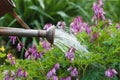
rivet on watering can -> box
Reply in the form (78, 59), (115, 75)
(0, 0), (30, 29)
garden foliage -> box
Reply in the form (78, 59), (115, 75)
(0, 0), (120, 80)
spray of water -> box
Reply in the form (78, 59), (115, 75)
(54, 29), (89, 57)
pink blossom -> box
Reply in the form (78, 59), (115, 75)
(9, 36), (17, 45)
(105, 69), (118, 78)
(57, 21), (66, 30)
(65, 47), (75, 63)
(92, 0), (105, 22)
(44, 23), (52, 30)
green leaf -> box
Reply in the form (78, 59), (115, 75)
(39, 0), (45, 9)
(0, 52), (6, 58)
(29, 6), (54, 20)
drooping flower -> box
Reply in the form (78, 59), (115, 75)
(67, 66), (73, 71)
(9, 36), (17, 45)
(98, 0), (103, 6)
(65, 47), (75, 63)
(54, 63), (60, 70)
(41, 41), (51, 51)
(7, 53), (16, 65)
(3, 70), (15, 80)
(4, 74), (9, 80)
(85, 26), (92, 36)
(70, 68), (78, 77)
(70, 16), (88, 34)
(47, 68), (56, 79)
(46, 63), (60, 80)
(22, 71), (28, 77)
(7, 53), (13, 60)
(70, 16), (83, 34)
(57, 21), (66, 30)
(44, 23), (52, 30)
(25, 44), (44, 60)
(17, 43), (24, 52)
(17, 68), (23, 77)
(67, 66), (78, 78)
(92, 0), (105, 22)
(105, 69), (118, 78)
(10, 59), (16, 65)
(90, 32), (99, 42)
(52, 75), (58, 80)
(17, 68), (28, 77)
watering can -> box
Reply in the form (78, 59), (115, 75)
(0, 0), (55, 44)
(0, 26), (55, 44)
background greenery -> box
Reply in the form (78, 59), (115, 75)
(0, 0), (120, 28)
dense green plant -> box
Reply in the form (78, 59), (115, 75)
(0, 0), (120, 80)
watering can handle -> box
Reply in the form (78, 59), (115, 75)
(0, 0), (30, 29)
(10, 11), (30, 29)
(8, 0), (16, 7)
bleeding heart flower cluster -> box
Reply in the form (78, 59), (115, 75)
(92, 0), (105, 22)
(65, 47), (75, 63)
(9, 36), (24, 52)
(46, 63), (60, 80)
(7, 53), (16, 65)
(25, 44), (44, 60)
(3, 68), (27, 80)
(60, 66), (78, 80)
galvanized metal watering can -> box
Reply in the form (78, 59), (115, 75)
(0, 0), (55, 44)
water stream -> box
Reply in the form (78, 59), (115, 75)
(54, 29), (89, 57)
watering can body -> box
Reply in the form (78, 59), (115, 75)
(0, 0), (15, 17)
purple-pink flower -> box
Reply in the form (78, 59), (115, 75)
(46, 63), (60, 80)
(43, 23), (52, 30)
(54, 63), (60, 70)
(92, 0), (105, 22)
(17, 68), (28, 78)
(22, 71), (28, 77)
(25, 44), (44, 60)
(41, 41), (51, 51)
(17, 68), (23, 77)
(7, 53), (13, 60)
(7, 53), (16, 65)
(52, 75), (58, 80)
(65, 47), (75, 63)
(57, 21), (66, 30)
(70, 16), (83, 34)
(17, 43), (24, 52)
(90, 32), (99, 42)
(3, 70), (15, 80)
(67, 66), (78, 77)
(98, 0), (103, 6)
(70, 16), (88, 34)
(105, 69), (118, 78)
(9, 36), (17, 45)
(85, 26), (92, 36)
(70, 68), (78, 77)
(10, 60), (16, 65)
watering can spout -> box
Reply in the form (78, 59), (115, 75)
(46, 26), (55, 44)
(0, 26), (56, 44)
